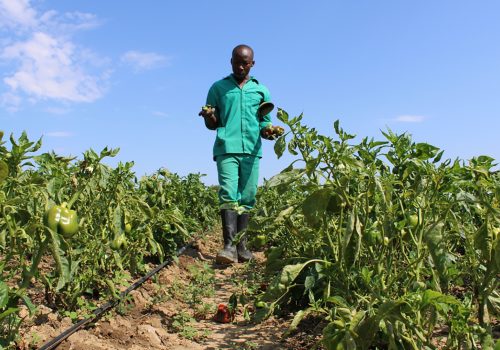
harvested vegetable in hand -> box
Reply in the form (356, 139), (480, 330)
(262, 125), (285, 140)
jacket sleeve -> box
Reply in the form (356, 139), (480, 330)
(259, 87), (272, 130)
(204, 84), (220, 130)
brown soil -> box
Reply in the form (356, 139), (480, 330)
(16, 230), (309, 350)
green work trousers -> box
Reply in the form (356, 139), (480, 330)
(216, 154), (260, 212)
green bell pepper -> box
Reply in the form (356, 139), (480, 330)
(110, 234), (127, 250)
(45, 202), (79, 238)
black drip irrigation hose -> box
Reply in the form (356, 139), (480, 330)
(37, 243), (192, 350)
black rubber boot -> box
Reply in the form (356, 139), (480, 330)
(215, 209), (239, 264)
(236, 212), (254, 262)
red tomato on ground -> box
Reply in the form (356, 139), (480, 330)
(213, 303), (235, 323)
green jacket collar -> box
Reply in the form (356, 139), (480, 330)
(225, 74), (260, 85)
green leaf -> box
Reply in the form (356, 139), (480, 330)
(147, 237), (158, 255)
(228, 293), (238, 311)
(304, 275), (316, 292)
(286, 308), (314, 336)
(333, 120), (340, 135)
(277, 108), (289, 123)
(55, 255), (71, 292)
(266, 168), (303, 188)
(354, 301), (405, 349)
(369, 140), (389, 148)
(323, 324), (357, 350)
(280, 163), (294, 173)
(0, 281), (9, 309)
(251, 303), (273, 323)
(32, 137), (43, 152)
(424, 222), (449, 285)
(99, 146), (120, 158)
(360, 267), (372, 286)
(302, 188), (332, 228)
(487, 290), (500, 316)
(113, 204), (124, 235)
(414, 142), (439, 160)
(112, 251), (124, 270)
(109, 147), (120, 157)
(279, 263), (306, 287)
(305, 157), (319, 177)
(138, 200), (153, 218)
(265, 246), (285, 274)
(276, 206), (295, 223)
(20, 295), (36, 315)
(495, 234), (500, 272)
(287, 138), (299, 155)
(47, 227), (70, 291)
(421, 289), (460, 308)
(326, 296), (349, 308)
(342, 209), (361, 269)
(0, 160), (8, 183)
(433, 150), (444, 163)
(263, 263), (306, 302)
(289, 113), (303, 126)
(0, 307), (18, 321)
(474, 222), (492, 261)
(274, 134), (286, 159)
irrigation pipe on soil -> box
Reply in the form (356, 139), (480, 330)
(37, 243), (192, 350)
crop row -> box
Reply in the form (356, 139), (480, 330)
(0, 131), (219, 348)
(1, 110), (499, 349)
(247, 110), (499, 349)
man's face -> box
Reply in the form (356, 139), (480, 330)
(231, 48), (254, 80)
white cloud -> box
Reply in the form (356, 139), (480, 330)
(45, 106), (70, 115)
(2, 32), (105, 102)
(59, 11), (100, 31)
(38, 10), (101, 33)
(45, 131), (72, 137)
(0, 0), (38, 29)
(1, 91), (21, 111)
(121, 51), (169, 71)
(0, 0), (109, 110)
(152, 110), (168, 117)
(393, 115), (426, 123)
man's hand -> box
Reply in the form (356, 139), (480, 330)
(261, 127), (274, 140)
(199, 105), (217, 129)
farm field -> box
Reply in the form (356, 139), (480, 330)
(1, 109), (499, 349)
(16, 233), (293, 349)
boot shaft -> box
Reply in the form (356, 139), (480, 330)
(236, 212), (254, 262)
(237, 212), (249, 233)
(220, 209), (238, 246)
(219, 210), (254, 263)
(217, 209), (239, 264)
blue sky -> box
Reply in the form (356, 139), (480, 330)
(1, 1), (499, 185)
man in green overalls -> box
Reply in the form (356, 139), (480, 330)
(199, 44), (275, 264)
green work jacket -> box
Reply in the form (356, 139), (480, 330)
(206, 74), (272, 159)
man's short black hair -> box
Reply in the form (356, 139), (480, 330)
(232, 44), (254, 57)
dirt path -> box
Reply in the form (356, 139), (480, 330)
(18, 230), (293, 350)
